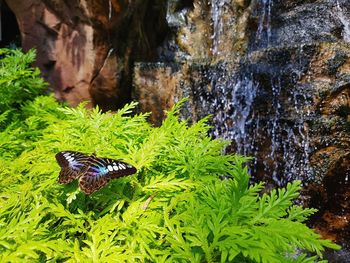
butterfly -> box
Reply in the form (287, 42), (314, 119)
(55, 151), (137, 195)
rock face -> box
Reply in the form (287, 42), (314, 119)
(5, 0), (167, 110)
(133, 0), (350, 255)
(5, 0), (350, 257)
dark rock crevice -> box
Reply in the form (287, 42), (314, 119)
(133, 1), (350, 256)
(3, 0), (169, 110)
(0, 1), (21, 48)
(2, 0), (349, 259)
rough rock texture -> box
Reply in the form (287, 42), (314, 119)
(134, 63), (186, 125)
(133, 0), (350, 256)
(6, 0), (167, 110)
(5, 0), (350, 257)
(160, 0), (252, 62)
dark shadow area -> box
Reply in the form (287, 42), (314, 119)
(0, 1), (21, 48)
(174, 0), (194, 12)
(307, 155), (350, 262)
(98, 0), (169, 111)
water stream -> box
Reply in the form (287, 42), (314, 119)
(210, 0), (226, 55)
(167, 0), (350, 255)
(205, 0), (314, 186)
(336, 0), (350, 42)
(255, 0), (272, 48)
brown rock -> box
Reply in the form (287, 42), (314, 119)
(5, 0), (167, 110)
(134, 1), (350, 253)
(134, 63), (189, 125)
(4, 0), (350, 255)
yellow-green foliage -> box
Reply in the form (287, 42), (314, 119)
(0, 49), (46, 118)
(0, 49), (340, 262)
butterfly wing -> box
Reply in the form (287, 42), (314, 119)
(79, 156), (137, 195)
(55, 151), (89, 184)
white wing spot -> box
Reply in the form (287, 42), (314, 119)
(119, 163), (126, 169)
(107, 165), (113, 172)
(67, 156), (74, 162)
(127, 164), (132, 168)
(113, 165), (119, 171)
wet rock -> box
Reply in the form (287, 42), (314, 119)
(249, 0), (350, 50)
(160, 0), (254, 62)
(4, 0), (350, 256)
(134, 1), (350, 255)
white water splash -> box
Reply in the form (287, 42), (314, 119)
(198, 0), (314, 185)
(210, 0), (226, 55)
(269, 79), (312, 185)
(205, 68), (313, 185)
(336, 0), (350, 43)
(229, 78), (257, 155)
(256, 0), (272, 48)
(208, 73), (257, 156)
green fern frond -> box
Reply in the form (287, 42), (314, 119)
(0, 48), (340, 263)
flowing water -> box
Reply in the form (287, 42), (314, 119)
(210, 0), (227, 55)
(198, 68), (314, 185)
(255, 0), (272, 49)
(336, 0), (350, 42)
(171, 0), (350, 256)
(204, 0), (314, 186)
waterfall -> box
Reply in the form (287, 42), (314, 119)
(336, 0), (350, 43)
(256, 0), (272, 48)
(203, 69), (313, 185)
(133, 0), (350, 255)
(205, 0), (314, 186)
(210, 0), (226, 55)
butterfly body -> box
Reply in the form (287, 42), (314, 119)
(55, 151), (137, 194)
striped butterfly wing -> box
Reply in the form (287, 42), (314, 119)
(79, 156), (137, 195)
(55, 151), (90, 184)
